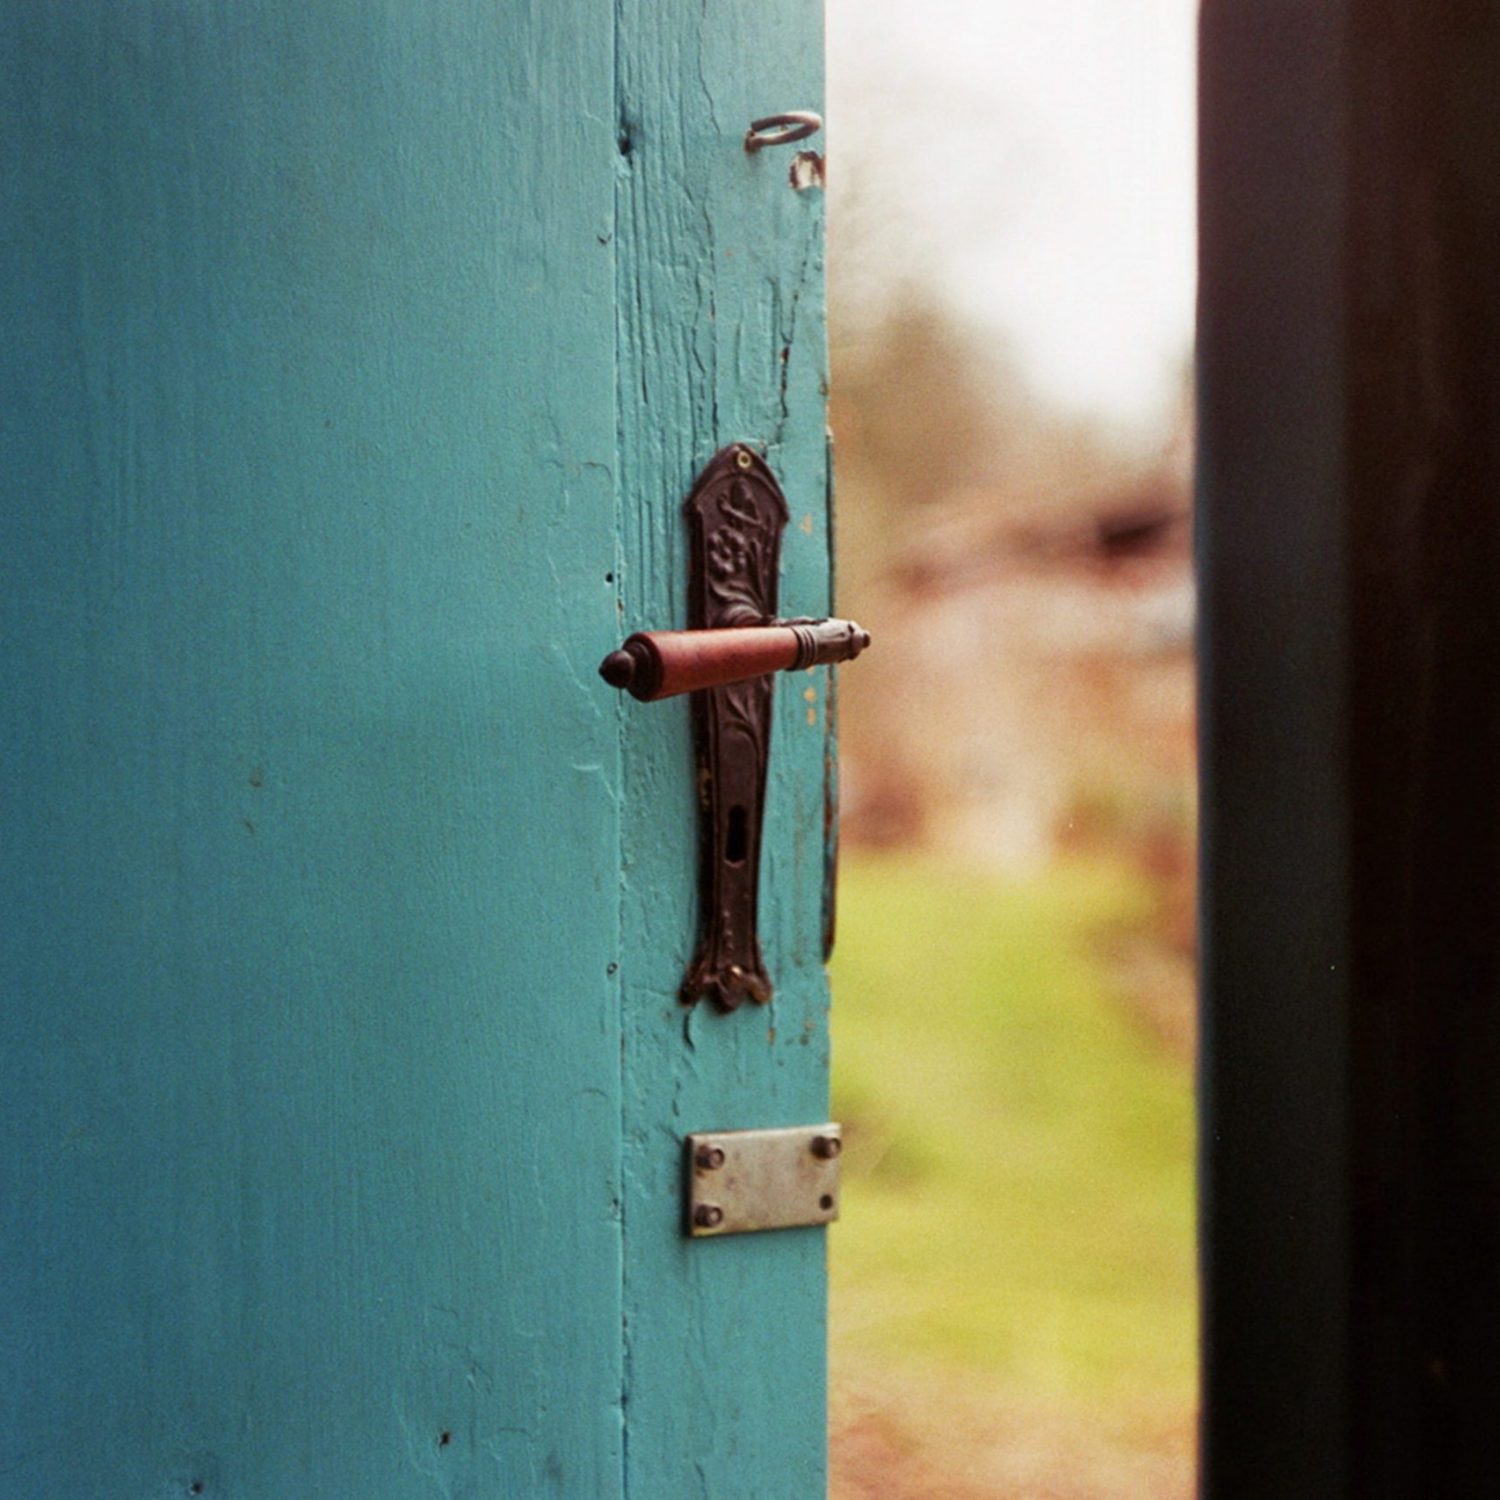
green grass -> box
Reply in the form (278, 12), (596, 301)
(829, 853), (1197, 1411)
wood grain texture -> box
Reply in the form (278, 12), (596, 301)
(614, 1), (832, 1495)
(1, 4), (832, 1495)
(0, 5), (624, 1495)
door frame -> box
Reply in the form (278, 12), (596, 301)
(1199, 2), (1500, 1491)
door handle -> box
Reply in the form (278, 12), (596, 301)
(598, 616), (869, 702)
(599, 444), (870, 1009)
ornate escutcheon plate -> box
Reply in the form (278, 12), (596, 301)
(681, 444), (789, 1009)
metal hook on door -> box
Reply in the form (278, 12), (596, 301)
(744, 111), (822, 152)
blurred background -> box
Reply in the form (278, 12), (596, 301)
(823, 2), (1199, 1495)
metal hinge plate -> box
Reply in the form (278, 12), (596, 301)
(685, 1123), (842, 1237)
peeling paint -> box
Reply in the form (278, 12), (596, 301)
(613, 6), (830, 1495)
(789, 151), (824, 192)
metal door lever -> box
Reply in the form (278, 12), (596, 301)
(599, 444), (869, 1009)
(598, 616), (869, 702)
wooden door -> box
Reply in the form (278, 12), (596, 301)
(0, 4), (831, 1495)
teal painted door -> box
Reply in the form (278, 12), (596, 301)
(0, 5), (830, 1497)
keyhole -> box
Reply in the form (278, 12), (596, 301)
(726, 805), (748, 865)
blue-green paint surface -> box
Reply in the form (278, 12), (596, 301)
(1, 3), (828, 1497)
(615, 5), (830, 1497)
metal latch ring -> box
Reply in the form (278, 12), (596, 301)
(744, 111), (823, 153)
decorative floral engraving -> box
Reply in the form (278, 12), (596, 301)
(682, 447), (789, 1009)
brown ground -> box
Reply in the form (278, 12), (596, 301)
(830, 1371), (1195, 1500)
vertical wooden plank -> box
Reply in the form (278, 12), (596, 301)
(0, 5), (623, 1495)
(1198, 2), (1353, 1494)
(614, 1), (831, 1494)
(1204, 0), (1500, 1491)
(1342, 3), (1500, 1491)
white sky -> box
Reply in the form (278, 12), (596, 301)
(827, 0), (1198, 430)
